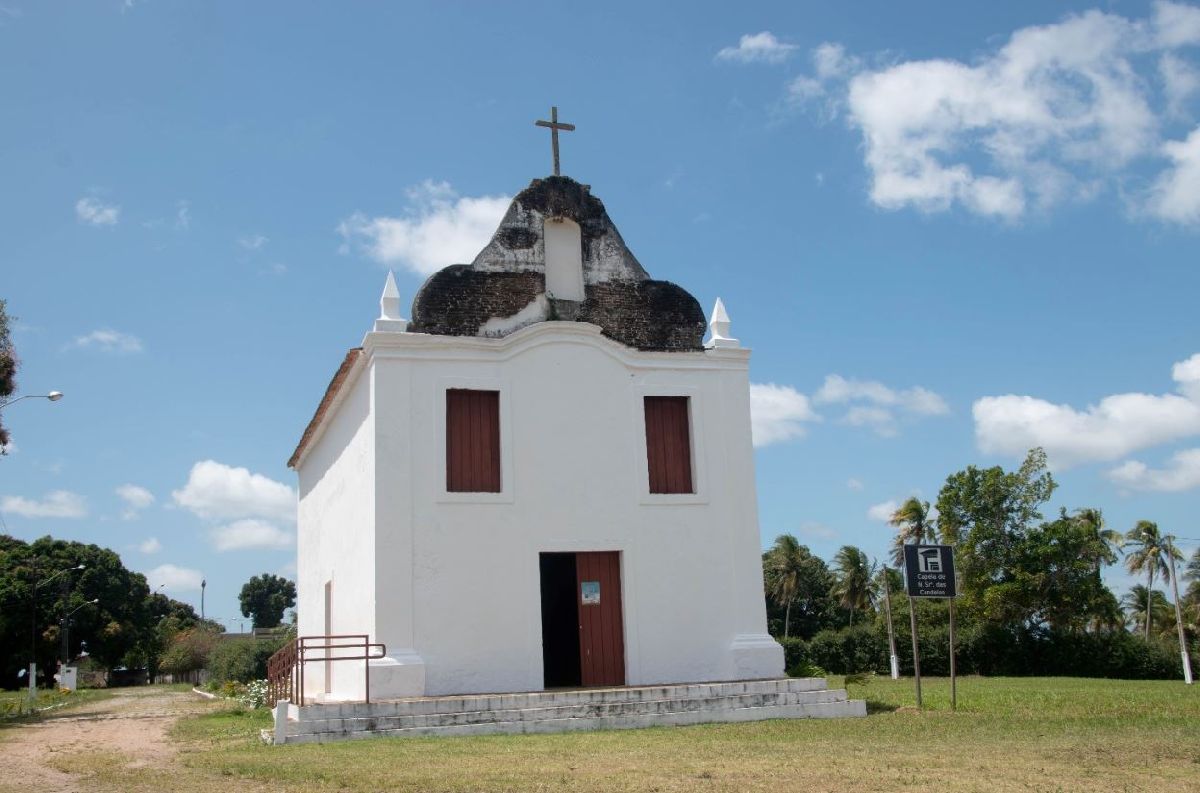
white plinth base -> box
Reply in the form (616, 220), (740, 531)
(728, 634), (785, 679)
(368, 651), (426, 699)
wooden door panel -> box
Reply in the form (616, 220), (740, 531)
(576, 551), (625, 686)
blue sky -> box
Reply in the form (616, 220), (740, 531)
(3, 1), (1199, 630)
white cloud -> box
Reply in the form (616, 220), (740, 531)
(147, 563), (203, 592)
(749, 382), (821, 446)
(846, 477), (864, 491)
(798, 521), (837, 540)
(210, 518), (293, 551)
(867, 500), (898, 522)
(1109, 448), (1200, 491)
(138, 537), (162, 554)
(239, 234), (268, 250)
(974, 351), (1200, 467)
(1153, 0), (1200, 49)
(1161, 54), (1200, 116)
(1146, 126), (1200, 224)
(0, 440), (16, 455)
(1, 490), (87, 518)
(785, 4), (1200, 223)
(814, 374), (949, 436)
(717, 32), (798, 65)
(1174, 353), (1200, 399)
(172, 459), (296, 523)
(75, 196), (120, 226)
(68, 328), (143, 354)
(338, 181), (511, 275)
(116, 484), (154, 519)
(175, 200), (190, 230)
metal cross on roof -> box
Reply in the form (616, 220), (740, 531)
(535, 106), (575, 177)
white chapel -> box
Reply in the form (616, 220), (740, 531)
(288, 168), (787, 702)
(270, 84), (857, 725)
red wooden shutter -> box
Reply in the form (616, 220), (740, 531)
(446, 389), (501, 493)
(643, 396), (693, 494)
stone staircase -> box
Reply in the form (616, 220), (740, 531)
(269, 677), (866, 744)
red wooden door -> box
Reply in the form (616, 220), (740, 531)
(576, 551), (625, 687)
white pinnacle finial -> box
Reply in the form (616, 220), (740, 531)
(380, 271), (401, 319)
(374, 271), (408, 332)
(705, 297), (739, 349)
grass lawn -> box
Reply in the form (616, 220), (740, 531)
(153, 676), (1200, 793)
(0, 686), (113, 723)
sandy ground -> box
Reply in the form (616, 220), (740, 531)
(0, 688), (212, 793)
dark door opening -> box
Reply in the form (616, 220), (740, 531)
(539, 553), (581, 688)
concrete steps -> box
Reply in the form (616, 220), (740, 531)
(271, 678), (866, 744)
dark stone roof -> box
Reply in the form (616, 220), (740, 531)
(408, 176), (704, 351)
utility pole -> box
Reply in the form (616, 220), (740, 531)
(201, 579), (206, 620)
(882, 566), (899, 679)
(1165, 537), (1193, 685)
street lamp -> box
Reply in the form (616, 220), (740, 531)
(60, 599), (99, 665)
(28, 563), (85, 698)
(1, 391), (64, 408)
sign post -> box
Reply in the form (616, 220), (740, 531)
(903, 544), (958, 710)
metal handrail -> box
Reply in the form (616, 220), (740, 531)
(266, 634), (386, 706)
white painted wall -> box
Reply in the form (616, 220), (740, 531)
(295, 322), (782, 701)
(295, 363), (376, 700)
(543, 218), (584, 301)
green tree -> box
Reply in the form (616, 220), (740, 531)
(763, 535), (835, 640)
(1008, 512), (1124, 631)
(887, 497), (934, 566)
(0, 299), (17, 451)
(1122, 521), (1183, 640)
(1071, 508), (1122, 570)
(831, 545), (875, 627)
(935, 448), (1057, 623)
(238, 574), (296, 629)
(1119, 585), (1174, 638)
(0, 535), (152, 685)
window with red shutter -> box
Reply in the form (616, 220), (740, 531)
(643, 396), (694, 494)
(446, 389), (501, 493)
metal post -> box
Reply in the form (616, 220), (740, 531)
(908, 596), (922, 708)
(28, 560), (38, 699)
(948, 598), (957, 710)
(1165, 537), (1193, 685)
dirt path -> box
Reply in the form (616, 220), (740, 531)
(0, 687), (214, 793)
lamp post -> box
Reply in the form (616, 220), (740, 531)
(59, 599), (99, 666)
(1, 391), (64, 409)
(28, 563), (84, 698)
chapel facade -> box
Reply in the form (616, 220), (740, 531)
(289, 174), (784, 701)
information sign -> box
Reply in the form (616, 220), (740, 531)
(903, 545), (957, 598)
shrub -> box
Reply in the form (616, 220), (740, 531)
(807, 624), (886, 674)
(207, 637), (287, 684)
(159, 627), (220, 675)
(237, 679), (269, 709)
(777, 636), (807, 673)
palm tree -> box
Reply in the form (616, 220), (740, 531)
(831, 546), (875, 628)
(888, 497), (935, 567)
(1120, 585), (1174, 638)
(765, 534), (808, 641)
(1072, 508), (1122, 570)
(1123, 521), (1183, 640)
